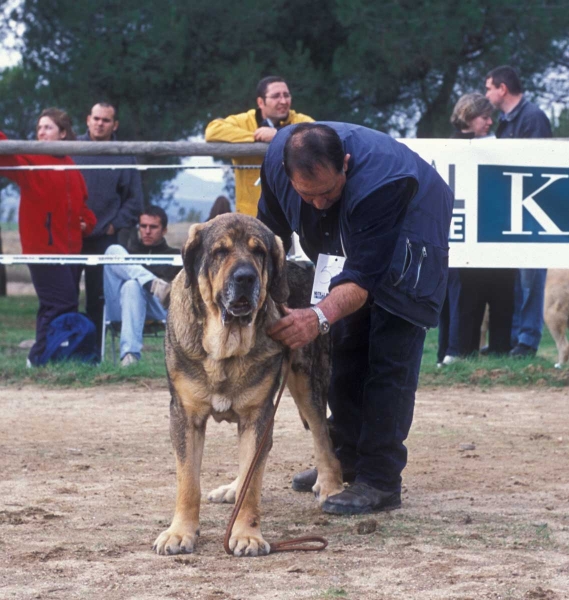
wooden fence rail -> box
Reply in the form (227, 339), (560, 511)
(0, 141), (269, 158)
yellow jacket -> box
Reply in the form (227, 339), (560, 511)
(205, 109), (314, 216)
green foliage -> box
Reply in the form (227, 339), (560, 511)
(2, 0), (567, 157)
(334, 0), (569, 136)
(552, 107), (569, 137)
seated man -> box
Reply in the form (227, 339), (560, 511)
(104, 205), (181, 366)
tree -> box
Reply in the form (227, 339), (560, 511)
(2, 0), (568, 157)
(333, 0), (569, 137)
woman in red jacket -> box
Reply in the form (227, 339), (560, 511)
(0, 108), (97, 366)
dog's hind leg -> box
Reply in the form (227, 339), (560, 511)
(544, 303), (569, 368)
(207, 477), (238, 504)
(153, 380), (208, 555)
(287, 367), (343, 505)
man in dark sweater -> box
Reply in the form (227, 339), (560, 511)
(73, 102), (144, 355)
(103, 206), (181, 366)
(485, 66), (552, 358)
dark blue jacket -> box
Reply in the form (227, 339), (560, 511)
(259, 122), (454, 328)
(72, 132), (143, 239)
(495, 97), (552, 139)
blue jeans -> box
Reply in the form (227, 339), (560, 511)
(103, 245), (167, 360)
(511, 268), (547, 350)
(328, 303), (426, 493)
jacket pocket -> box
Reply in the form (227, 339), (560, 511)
(412, 243), (448, 304)
(387, 233), (448, 305)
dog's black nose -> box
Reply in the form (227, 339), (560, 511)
(232, 264), (257, 288)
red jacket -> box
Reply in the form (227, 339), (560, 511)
(0, 132), (96, 254)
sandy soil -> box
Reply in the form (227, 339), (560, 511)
(1, 383), (568, 600)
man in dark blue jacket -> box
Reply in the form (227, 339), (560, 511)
(259, 123), (453, 515)
(73, 102), (143, 355)
(485, 66), (552, 358)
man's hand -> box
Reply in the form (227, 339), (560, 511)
(267, 306), (319, 349)
(106, 223), (115, 235)
(254, 127), (277, 143)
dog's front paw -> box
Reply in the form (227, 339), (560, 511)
(229, 529), (270, 557)
(207, 478), (238, 504)
(152, 525), (199, 555)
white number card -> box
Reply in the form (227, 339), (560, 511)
(310, 254), (346, 305)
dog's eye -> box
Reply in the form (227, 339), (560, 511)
(213, 247), (229, 258)
(252, 247), (266, 259)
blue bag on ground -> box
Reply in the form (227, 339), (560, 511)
(38, 312), (98, 365)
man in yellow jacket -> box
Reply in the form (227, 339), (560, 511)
(205, 76), (314, 216)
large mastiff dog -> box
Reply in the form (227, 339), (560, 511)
(153, 214), (343, 557)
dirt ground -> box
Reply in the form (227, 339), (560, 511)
(1, 384), (568, 600)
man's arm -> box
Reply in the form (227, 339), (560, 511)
(521, 107), (552, 138)
(205, 113), (257, 143)
(268, 282), (368, 349)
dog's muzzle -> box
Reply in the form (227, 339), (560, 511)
(219, 263), (261, 324)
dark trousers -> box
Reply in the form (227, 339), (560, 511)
(454, 268), (516, 355)
(328, 303), (426, 493)
(437, 268), (461, 362)
(28, 264), (81, 365)
(81, 234), (117, 353)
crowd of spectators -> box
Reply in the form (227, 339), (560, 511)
(0, 66), (553, 369)
(438, 66), (552, 366)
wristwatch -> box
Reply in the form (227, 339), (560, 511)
(310, 306), (330, 335)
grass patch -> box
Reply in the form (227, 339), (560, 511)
(0, 295), (167, 387)
(1, 294), (568, 388)
(419, 317), (569, 387)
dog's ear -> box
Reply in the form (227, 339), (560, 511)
(268, 234), (289, 304)
(182, 223), (206, 289)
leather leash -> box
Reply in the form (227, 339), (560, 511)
(223, 357), (328, 555)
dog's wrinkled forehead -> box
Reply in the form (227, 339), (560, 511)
(202, 215), (273, 254)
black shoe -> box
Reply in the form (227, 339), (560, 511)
(509, 343), (536, 358)
(479, 345), (490, 356)
(321, 482), (401, 515)
(291, 466), (356, 493)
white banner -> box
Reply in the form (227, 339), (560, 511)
(400, 138), (569, 268)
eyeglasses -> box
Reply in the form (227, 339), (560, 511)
(265, 93), (291, 101)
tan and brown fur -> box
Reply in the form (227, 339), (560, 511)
(544, 269), (569, 368)
(153, 214), (342, 557)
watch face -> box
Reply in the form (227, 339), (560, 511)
(320, 320), (330, 334)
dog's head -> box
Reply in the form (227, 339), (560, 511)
(181, 214), (288, 325)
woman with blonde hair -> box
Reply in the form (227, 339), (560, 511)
(450, 93), (493, 139)
(439, 92), (512, 366)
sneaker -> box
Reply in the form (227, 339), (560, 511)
(321, 482), (401, 515)
(150, 278), (171, 306)
(120, 353), (139, 367)
(509, 343), (537, 358)
(292, 466), (357, 493)
(442, 354), (460, 365)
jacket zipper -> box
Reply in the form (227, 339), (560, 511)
(393, 238), (412, 287)
(45, 212), (53, 246)
(414, 247), (427, 289)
